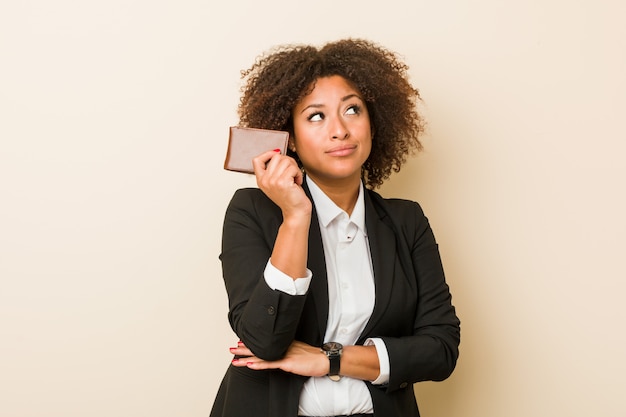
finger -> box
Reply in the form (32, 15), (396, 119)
(257, 159), (302, 196)
(245, 358), (280, 371)
(263, 151), (299, 176)
(265, 157), (301, 185)
(231, 354), (273, 368)
(231, 357), (255, 367)
(229, 346), (253, 356)
(252, 149), (281, 176)
(293, 165), (304, 186)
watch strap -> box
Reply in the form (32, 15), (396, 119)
(328, 352), (340, 377)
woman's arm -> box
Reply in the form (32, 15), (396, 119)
(380, 200), (461, 390)
(220, 151), (313, 361)
(230, 341), (382, 382)
(253, 150), (312, 279)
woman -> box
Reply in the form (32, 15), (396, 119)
(211, 38), (460, 417)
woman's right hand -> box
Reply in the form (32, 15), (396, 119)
(253, 150), (312, 220)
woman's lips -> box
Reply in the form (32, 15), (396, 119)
(326, 144), (357, 157)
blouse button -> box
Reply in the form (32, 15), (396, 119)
(267, 306), (276, 315)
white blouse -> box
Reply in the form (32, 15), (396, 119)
(264, 176), (390, 416)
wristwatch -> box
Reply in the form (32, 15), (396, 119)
(321, 342), (343, 381)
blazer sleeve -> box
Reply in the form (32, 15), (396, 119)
(220, 188), (308, 361)
(378, 200), (461, 391)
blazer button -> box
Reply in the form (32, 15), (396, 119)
(267, 306), (276, 315)
(399, 382), (408, 389)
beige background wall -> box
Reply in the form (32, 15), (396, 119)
(1, 1), (624, 416)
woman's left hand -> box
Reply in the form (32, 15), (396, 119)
(230, 340), (329, 377)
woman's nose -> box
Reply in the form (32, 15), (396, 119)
(330, 117), (349, 140)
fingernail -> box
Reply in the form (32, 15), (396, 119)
(229, 347), (236, 352)
(237, 340), (244, 346)
(273, 148), (281, 153)
(232, 358), (239, 363)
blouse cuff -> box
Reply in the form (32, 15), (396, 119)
(364, 338), (390, 385)
(263, 259), (312, 295)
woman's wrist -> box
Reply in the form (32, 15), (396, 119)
(338, 345), (381, 382)
(271, 211), (310, 280)
(281, 210), (311, 229)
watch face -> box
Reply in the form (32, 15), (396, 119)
(323, 342), (343, 353)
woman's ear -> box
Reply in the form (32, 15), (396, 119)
(288, 136), (297, 152)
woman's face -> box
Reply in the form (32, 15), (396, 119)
(291, 75), (372, 186)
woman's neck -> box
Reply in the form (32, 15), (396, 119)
(307, 174), (361, 216)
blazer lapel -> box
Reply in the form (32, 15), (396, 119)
(360, 190), (396, 339)
(302, 181), (330, 343)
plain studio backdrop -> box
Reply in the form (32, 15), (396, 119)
(1, 1), (624, 416)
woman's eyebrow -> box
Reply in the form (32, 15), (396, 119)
(299, 94), (363, 114)
(300, 103), (323, 114)
(341, 93), (362, 102)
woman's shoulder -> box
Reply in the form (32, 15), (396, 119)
(364, 188), (433, 238)
(365, 188), (426, 218)
(230, 187), (266, 202)
(227, 187), (281, 216)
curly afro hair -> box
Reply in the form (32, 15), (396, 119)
(238, 38), (425, 189)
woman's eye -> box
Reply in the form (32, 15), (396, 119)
(308, 112), (324, 122)
(345, 105), (361, 115)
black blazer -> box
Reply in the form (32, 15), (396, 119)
(210, 182), (460, 417)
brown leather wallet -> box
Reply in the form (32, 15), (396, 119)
(223, 126), (289, 174)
